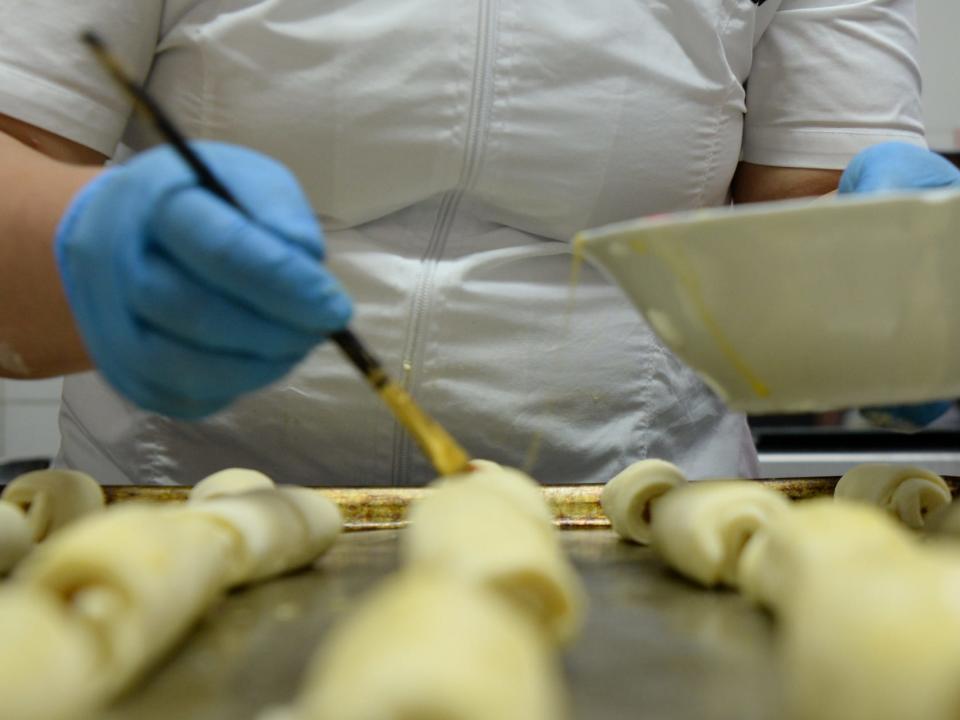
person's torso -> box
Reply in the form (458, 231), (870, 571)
(60, 0), (769, 485)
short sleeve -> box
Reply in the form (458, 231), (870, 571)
(743, 0), (925, 169)
(0, 2), (164, 156)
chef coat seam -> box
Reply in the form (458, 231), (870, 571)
(651, 331), (697, 429)
(193, 0), (222, 137)
(747, 126), (926, 138)
(392, 0), (502, 485)
(391, 192), (456, 486)
(628, 323), (659, 468)
(695, 3), (740, 210)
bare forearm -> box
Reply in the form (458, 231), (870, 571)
(0, 130), (102, 377)
(732, 162), (842, 204)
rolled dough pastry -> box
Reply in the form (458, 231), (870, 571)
(0, 586), (104, 720)
(285, 571), (567, 720)
(1, 469), (104, 542)
(781, 560), (960, 720)
(737, 498), (915, 611)
(0, 473), (343, 720)
(648, 480), (789, 588)
(189, 468), (276, 502)
(188, 487), (342, 585)
(403, 471), (583, 645)
(925, 499), (960, 537)
(437, 464), (554, 530)
(834, 464), (951, 529)
(782, 553), (960, 720)
(601, 459), (687, 544)
(741, 500), (960, 720)
(5, 505), (235, 719)
(0, 502), (32, 574)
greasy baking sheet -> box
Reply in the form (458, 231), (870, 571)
(103, 530), (779, 720)
(96, 477), (958, 718)
(104, 476), (949, 530)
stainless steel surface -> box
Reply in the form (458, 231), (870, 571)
(104, 530), (780, 720)
(759, 452), (960, 478)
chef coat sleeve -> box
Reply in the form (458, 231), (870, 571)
(742, 0), (926, 170)
(0, 2), (164, 156)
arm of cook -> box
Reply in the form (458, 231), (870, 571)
(731, 162), (840, 204)
(732, 0), (923, 205)
(0, 113), (353, 419)
(0, 114), (103, 378)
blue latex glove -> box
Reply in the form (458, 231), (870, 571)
(840, 142), (960, 430)
(55, 142), (352, 419)
(840, 142), (960, 194)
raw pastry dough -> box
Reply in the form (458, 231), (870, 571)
(189, 467), (275, 502)
(188, 486), (341, 585)
(278, 487), (343, 554)
(926, 499), (960, 537)
(649, 480), (789, 588)
(0, 469), (343, 720)
(834, 464), (951, 529)
(0, 505), (235, 720)
(441, 464), (554, 529)
(601, 459), (687, 544)
(1, 469), (104, 542)
(277, 466), (579, 720)
(284, 571), (566, 720)
(0, 586), (104, 720)
(0, 502), (32, 574)
(403, 470), (583, 645)
(737, 498), (913, 611)
(781, 552), (960, 720)
(739, 500), (960, 720)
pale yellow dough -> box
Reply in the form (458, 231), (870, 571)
(437, 464), (554, 529)
(0, 469), (343, 720)
(188, 488), (341, 585)
(834, 463), (951, 529)
(189, 467), (276, 502)
(286, 571), (567, 720)
(1, 469), (104, 542)
(601, 459), (687, 544)
(738, 500), (960, 720)
(926, 499), (960, 537)
(649, 480), (789, 588)
(738, 498), (913, 611)
(403, 470), (583, 645)
(276, 466), (578, 720)
(781, 553), (960, 720)
(0, 503), (32, 574)
(0, 586), (104, 720)
(187, 468), (342, 585)
(0, 505), (234, 720)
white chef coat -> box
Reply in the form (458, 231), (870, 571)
(0, 0), (924, 486)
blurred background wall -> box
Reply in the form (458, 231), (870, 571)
(917, 0), (960, 151)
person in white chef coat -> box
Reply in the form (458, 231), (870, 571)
(0, 1), (931, 486)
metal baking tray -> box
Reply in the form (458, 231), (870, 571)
(103, 476), (887, 530)
(91, 477), (956, 719)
